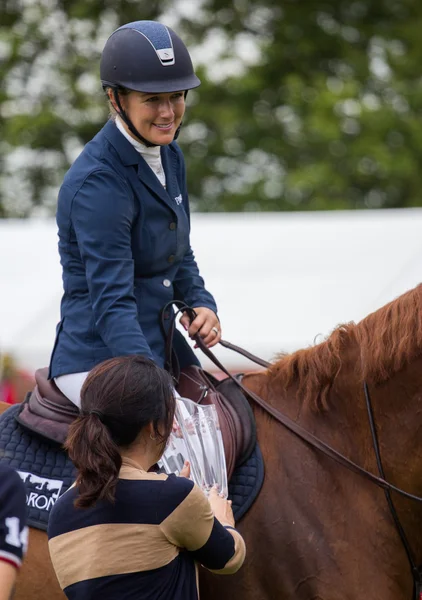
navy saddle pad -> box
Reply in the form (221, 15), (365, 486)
(0, 404), (75, 531)
(229, 443), (264, 522)
(0, 404), (264, 530)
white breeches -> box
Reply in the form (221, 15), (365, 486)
(54, 372), (89, 408)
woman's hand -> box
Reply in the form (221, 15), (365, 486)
(179, 461), (191, 478)
(207, 486), (235, 527)
(179, 307), (221, 348)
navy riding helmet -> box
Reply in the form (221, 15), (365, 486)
(100, 20), (201, 146)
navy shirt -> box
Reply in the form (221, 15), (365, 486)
(0, 463), (28, 569)
(48, 458), (245, 600)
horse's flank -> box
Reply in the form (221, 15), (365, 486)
(268, 283), (422, 410)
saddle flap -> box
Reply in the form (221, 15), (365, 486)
(176, 366), (256, 479)
(35, 368), (78, 416)
(215, 376), (256, 467)
(177, 367), (211, 403)
(17, 398), (70, 446)
(16, 369), (79, 445)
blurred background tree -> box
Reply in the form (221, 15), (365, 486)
(1, 0), (422, 216)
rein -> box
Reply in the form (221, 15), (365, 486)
(194, 335), (422, 598)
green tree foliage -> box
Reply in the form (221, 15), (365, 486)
(1, 0), (422, 216)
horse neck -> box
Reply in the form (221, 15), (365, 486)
(242, 351), (413, 598)
(245, 348), (422, 571)
(244, 340), (369, 462)
(246, 344), (422, 479)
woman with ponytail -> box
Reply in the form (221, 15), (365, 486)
(47, 355), (245, 599)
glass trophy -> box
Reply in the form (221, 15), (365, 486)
(158, 397), (228, 498)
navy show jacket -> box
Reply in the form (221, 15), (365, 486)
(49, 120), (217, 379)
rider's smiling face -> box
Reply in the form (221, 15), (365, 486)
(115, 90), (186, 145)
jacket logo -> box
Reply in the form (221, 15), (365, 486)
(174, 194), (182, 205)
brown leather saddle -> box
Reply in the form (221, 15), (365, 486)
(17, 361), (259, 478)
(175, 365), (256, 478)
(17, 368), (79, 445)
(162, 302), (261, 477)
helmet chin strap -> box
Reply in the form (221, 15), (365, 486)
(113, 88), (185, 147)
(113, 89), (157, 147)
(174, 91), (188, 140)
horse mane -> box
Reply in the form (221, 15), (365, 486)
(269, 284), (422, 410)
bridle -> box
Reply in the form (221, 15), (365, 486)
(195, 335), (422, 599)
(363, 381), (422, 600)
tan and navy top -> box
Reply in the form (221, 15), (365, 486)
(47, 458), (245, 599)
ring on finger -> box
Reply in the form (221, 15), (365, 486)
(212, 326), (219, 335)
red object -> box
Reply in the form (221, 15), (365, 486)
(0, 555), (20, 569)
(3, 380), (16, 405)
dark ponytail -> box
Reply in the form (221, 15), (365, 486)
(65, 413), (122, 508)
(65, 355), (175, 509)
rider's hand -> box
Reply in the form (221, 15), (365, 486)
(179, 307), (221, 348)
(207, 486), (235, 527)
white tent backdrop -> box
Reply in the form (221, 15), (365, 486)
(1, 208), (421, 374)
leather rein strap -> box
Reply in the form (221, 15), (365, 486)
(160, 301), (271, 377)
(218, 339), (271, 369)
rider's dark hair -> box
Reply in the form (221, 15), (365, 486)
(65, 355), (175, 509)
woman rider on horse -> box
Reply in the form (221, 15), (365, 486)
(48, 20), (221, 405)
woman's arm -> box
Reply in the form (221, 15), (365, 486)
(0, 467), (28, 600)
(173, 245), (217, 313)
(67, 169), (154, 360)
(171, 143), (217, 313)
(170, 144), (220, 346)
(0, 562), (16, 600)
(160, 481), (246, 574)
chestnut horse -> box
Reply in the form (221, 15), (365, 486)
(4, 283), (422, 600)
